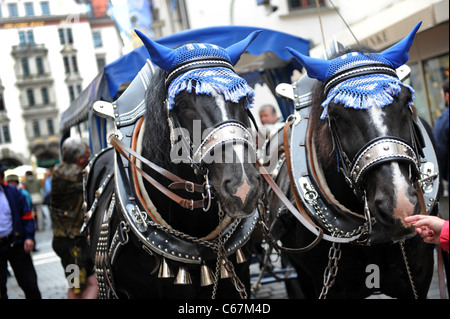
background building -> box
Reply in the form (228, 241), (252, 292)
(185, 0), (449, 125)
(0, 0), (448, 173)
(0, 0), (122, 169)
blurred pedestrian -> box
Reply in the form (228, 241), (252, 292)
(0, 165), (41, 299)
(49, 137), (97, 299)
(259, 104), (279, 126)
(43, 167), (53, 206)
(23, 171), (45, 231)
(6, 174), (32, 209)
(433, 79), (449, 196)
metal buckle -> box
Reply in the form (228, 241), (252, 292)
(185, 181), (195, 193)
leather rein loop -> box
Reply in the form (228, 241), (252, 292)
(110, 136), (206, 210)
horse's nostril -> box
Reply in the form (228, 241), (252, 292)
(221, 179), (232, 193)
(374, 194), (391, 215)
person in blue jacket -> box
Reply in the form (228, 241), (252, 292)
(434, 79), (449, 196)
(0, 165), (41, 299)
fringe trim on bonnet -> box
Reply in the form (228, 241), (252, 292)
(321, 74), (415, 119)
(167, 67), (255, 110)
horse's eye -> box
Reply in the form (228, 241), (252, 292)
(328, 109), (340, 121)
(176, 100), (187, 108)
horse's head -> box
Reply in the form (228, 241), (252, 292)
(288, 22), (424, 243)
(136, 30), (263, 219)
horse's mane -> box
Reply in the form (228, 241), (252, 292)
(141, 67), (174, 169)
(309, 45), (378, 168)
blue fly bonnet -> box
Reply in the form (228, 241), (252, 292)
(135, 30), (260, 110)
(287, 22), (422, 119)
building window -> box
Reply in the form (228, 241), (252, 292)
(27, 89), (35, 106)
(8, 3), (18, 17)
(423, 54), (449, 121)
(92, 31), (102, 48)
(41, 87), (49, 105)
(288, 0), (325, 10)
(27, 31), (35, 44)
(19, 30), (35, 45)
(68, 86), (75, 101)
(72, 56), (78, 73)
(19, 32), (26, 46)
(63, 56), (70, 74)
(96, 56), (106, 71)
(63, 55), (79, 74)
(3, 125), (11, 143)
(40, 1), (50, 15)
(32, 120), (41, 137)
(36, 57), (44, 75)
(21, 58), (30, 77)
(25, 2), (35, 16)
(0, 93), (5, 111)
(47, 118), (54, 135)
(58, 28), (73, 45)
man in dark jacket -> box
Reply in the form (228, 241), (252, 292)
(434, 79), (449, 196)
(0, 165), (41, 299)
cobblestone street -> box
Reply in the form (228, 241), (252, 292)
(5, 194), (448, 299)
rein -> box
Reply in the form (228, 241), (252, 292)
(110, 136), (208, 211)
(256, 119), (366, 245)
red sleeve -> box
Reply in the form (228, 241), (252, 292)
(440, 220), (449, 252)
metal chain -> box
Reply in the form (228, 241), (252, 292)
(211, 207), (224, 299)
(319, 237), (342, 299)
(139, 206), (241, 251)
(302, 182), (367, 238)
(400, 240), (418, 299)
(211, 205), (247, 299)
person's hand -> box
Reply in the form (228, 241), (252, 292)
(24, 239), (35, 254)
(404, 215), (446, 245)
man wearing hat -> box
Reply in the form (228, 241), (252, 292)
(0, 165), (41, 299)
(6, 174), (32, 209)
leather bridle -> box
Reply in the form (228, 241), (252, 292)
(324, 64), (424, 201)
(110, 59), (256, 212)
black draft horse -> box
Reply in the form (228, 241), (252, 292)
(266, 22), (435, 298)
(84, 31), (264, 298)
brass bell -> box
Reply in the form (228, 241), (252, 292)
(174, 266), (192, 285)
(235, 248), (247, 264)
(157, 257), (174, 278)
(200, 264), (214, 287)
(220, 259), (231, 279)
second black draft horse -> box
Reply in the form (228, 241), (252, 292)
(266, 22), (437, 298)
(84, 31), (264, 298)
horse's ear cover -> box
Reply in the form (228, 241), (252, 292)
(226, 30), (262, 65)
(135, 29), (261, 110)
(135, 29), (261, 70)
(135, 29), (176, 71)
(287, 21), (422, 82)
(286, 22), (422, 119)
